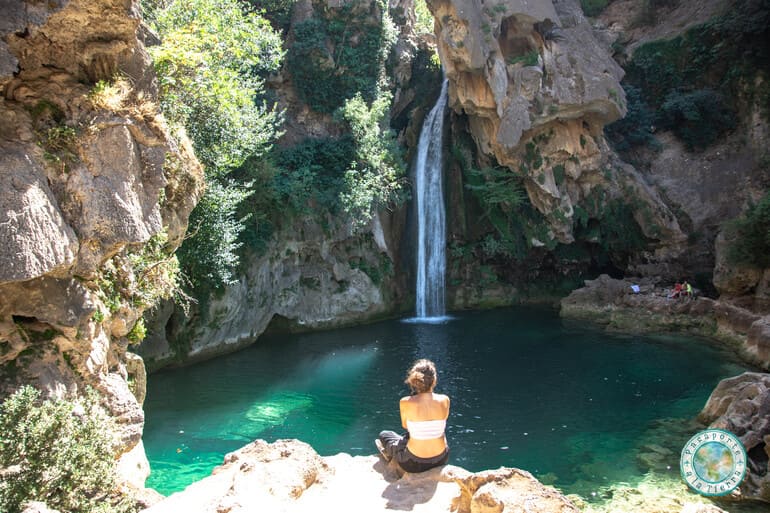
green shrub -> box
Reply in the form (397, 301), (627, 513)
(273, 136), (356, 213)
(580, 0), (610, 17)
(726, 192), (770, 268)
(507, 49), (539, 67)
(149, 0), (285, 293)
(244, 0), (297, 33)
(465, 166), (527, 213)
(0, 386), (132, 513)
(127, 318), (147, 344)
(97, 230), (182, 313)
(177, 180), (252, 294)
(604, 84), (660, 152)
(337, 93), (407, 225)
(658, 88), (736, 150)
(623, 0), (770, 150)
(150, 0), (283, 174)
(286, 1), (397, 113)
(414, 0), (434, 34)
(574, 192), (649, 264)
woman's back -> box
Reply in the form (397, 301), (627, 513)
(377, 359), (451, 472)
(400, 392), (449, 457)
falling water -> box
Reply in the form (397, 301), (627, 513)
(414, 79), (449, 319)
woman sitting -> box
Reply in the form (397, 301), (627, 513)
(376, 359), (450, 473)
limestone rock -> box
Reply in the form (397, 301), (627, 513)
(0, 146), (79, 282)
(449, 466), (579, 513)
(428, 0), (684, 252)
(143, 438), (579, 513)
(747, 317), (770, 367)
(138, 216), (394, 369)
(143, 439), (329, 513)
(698, 372), (770, 502)
(0, 0), (203, 492)
(560, 274), (717, 334)
(560, 274), (770, 370)
(713, 229), (763, 298)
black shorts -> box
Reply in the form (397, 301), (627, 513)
(378, 430), (449, 473)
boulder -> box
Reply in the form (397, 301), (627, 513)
(143, 438), (580, 513)
(747, 317), (770, 367)
(698, 372), (770, 503)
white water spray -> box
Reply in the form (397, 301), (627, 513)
(414, 79), (448, 319)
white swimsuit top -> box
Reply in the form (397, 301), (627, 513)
(406, 419), (447, 440)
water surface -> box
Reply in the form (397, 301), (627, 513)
(143, 307), (750, 499)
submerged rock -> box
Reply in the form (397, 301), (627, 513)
(142, 438), (580, 513)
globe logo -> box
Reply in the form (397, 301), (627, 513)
(680, 429), (746, 496)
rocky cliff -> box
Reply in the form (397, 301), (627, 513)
(431, 0), (683, 249)
(139, 214), (398, 369)
(0, 0), (203, 487)
(137, 0), (430, 369)
(699, 372), (770, 502)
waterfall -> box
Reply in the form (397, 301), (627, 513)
(414, 79), (449, 319)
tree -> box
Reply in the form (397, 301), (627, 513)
(147, 0), (284, 293)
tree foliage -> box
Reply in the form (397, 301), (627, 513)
(147, 0), (284, 293)
(149, 0), (283, 174)
(176, 180), (252, 291)
(337, 93), (406, 225)
(726, 192), (770, 268)
(286, 1), (397, 113)
(604, 84), (659, 152)
(0, 387), (132, 513)
(658, 88), (736, 150)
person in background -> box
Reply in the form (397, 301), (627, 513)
(669, 282), (683, 299)
(376, 359), (450, 473)
(684, 280), (693, 299)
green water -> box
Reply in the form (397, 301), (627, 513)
(143, 307), (751, 500)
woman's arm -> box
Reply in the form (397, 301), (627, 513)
(399, 397), (410, 429)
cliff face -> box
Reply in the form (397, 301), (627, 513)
(430, 0), (683, 248)
(598, 0), (770, 294)
(137, 0), (428, 369)
(0, 0), (203, 486)
(139, 214), (398, 369)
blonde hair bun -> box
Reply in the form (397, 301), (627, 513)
(405, 359), (437, 394)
